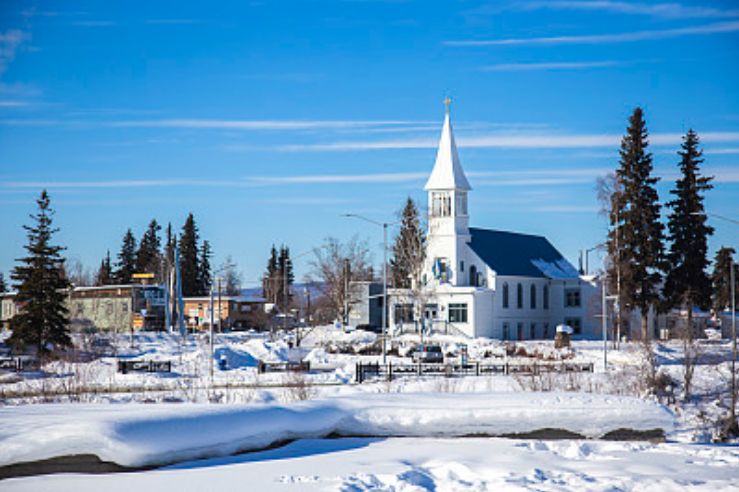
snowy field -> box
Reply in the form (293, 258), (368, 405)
(0, 326), (738, 490)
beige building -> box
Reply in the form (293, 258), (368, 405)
(183, 295), (266, 330)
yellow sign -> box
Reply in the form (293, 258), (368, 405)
(132, 273), (155, 279)
(132, 315), (145, 329)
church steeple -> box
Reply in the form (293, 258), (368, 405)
(424, 97), (471, 192)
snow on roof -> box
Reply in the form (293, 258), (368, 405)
(424, 108), (471, 191)
(468, 228), (579, 279)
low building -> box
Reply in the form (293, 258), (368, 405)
(1, 284), (166, 333)
(183, 295), (266, 330)
(348, 281), (384, 330)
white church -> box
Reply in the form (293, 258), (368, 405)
(388, 104), (601, 340)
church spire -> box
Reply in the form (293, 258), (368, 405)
(424, 97), (471, 191)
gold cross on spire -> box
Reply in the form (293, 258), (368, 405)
(444, 96), (452, 114)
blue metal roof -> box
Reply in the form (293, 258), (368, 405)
(468, 227), (580, 279)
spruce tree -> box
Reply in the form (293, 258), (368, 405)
(198, 240), (213, 295)
(0, 272), (6, 293)
(712, 247), (738, 314)
(262, 245), (279, 304)
(164, 222), (175, 276)
(277, 245), (294, 311)
(663, 130), (714, 325)
(608, 107), (665, 340)
(390, 197), (426, 288)
(179, 213), (200, 297)
(135, 219), (162, 279)
(9, 190), (71, 354)
(115, 229), (137, 284)
(95, 250), (113, 286)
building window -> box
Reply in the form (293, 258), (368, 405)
(565, 317), (582, 335)
(431, 192), (452, 217)
(394, 304), (414, 323)
(456, 193), (468, 216)
(543, 285), (549, 310)
(433, 258), (449, 282)
(502, 283), (509, 308)
(565, 288), (581, 307)
(517, 322), (524, 340)
(517, 283), (523, 309)
(448, 303), (468, 323)
(469, 265), (477, 287)
(460, 261), (464, 273)
(543, 323), (550, 338)
(530, 284), (536, 309)
(530, 323), (536, 339)
(502, 322), (510, 340)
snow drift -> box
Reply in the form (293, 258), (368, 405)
(0, 393), (674, 469)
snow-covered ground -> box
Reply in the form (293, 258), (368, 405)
(1, 326), (737, 490)
(4, 437), (738, 491)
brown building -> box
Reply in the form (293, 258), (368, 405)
(183, 295), (266, 330)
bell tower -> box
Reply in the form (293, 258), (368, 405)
(424, 98), (472, 287)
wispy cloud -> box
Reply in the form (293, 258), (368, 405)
(277, 131), (739, 151)
(248, 172), (428, 184)
(445, 20), (739, 46)
(144, 19), (201, 25)
(519, 1), (739, 19)
(70, 20), (116, 27)
(480, 61), (620, 71)
(109, 119), (426, 131)
(707, 147), (739, 155)
(0, 29), (29, 75)
(0, 100), (30, 108)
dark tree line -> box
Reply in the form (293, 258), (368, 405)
(262, 244), (294, 311)
(104, 213), (213, 296)
(604, 107), (737, 342)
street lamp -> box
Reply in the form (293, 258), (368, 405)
(691, 211), (738, 430)
(342, 214), (399, 364)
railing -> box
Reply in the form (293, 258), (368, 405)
(0, 357), (29, 372)
(355, 361), (594, 383)
(117, 360), (172, 374)
(257, 360), (311, 374)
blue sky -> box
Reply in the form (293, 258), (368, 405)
(1, 0), (738, 287)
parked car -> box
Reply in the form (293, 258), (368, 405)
(411, 344), (444, 363)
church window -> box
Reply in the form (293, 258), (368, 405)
(460, 261), (464, 273)
(448, 303), (468, 323)
(565, 317), (582, 335)
(530, 323), (536, 339)
(543, 285), (549, 310)
(543, 323), (550, 338)
(530, 284), (536, 309)
(394, 304), (414, 324)
(565, 288), (581, 307)
(517, 283), (523, 309)
(502, 322), (510, 340)
(469, 265), (477, 287)
(431, 192), (452, 217)
(455, 193), (468, 216)
(502, 283), (509, 308)
(517, 322), (524, 340)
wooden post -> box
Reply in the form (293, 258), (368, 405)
(475, 361), (479, 376)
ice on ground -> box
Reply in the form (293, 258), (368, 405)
(0, 392), (673, 468)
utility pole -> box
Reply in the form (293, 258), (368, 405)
(343, 258), (350, 326)
(209, 283), (214, 380)
(382, 222), (388, 364)
(217, 276), (222, 333)
(731, 258), (736, 426)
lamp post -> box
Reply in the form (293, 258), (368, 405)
(691, 211), (738, 428)
(343, 214), (398, 364)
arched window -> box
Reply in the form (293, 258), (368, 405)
(502, 283), (509, 308)
(469, 265), (477, 287)
(530, 284), (536, 309)
(517, 283), (523, 309)
(543, 284), (549, 310)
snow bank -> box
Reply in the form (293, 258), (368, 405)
(0, 393), (673, 469)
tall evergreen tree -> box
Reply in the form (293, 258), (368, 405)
(712, 247), (738, 314)
(198, 240), (213, 295)
(663, 130), (714, 324)
(9, 190), (71, 354)
(262, 245), (279, 304)
(135, 219), (162, 279)
(607, 107), (665, 340)
(95, 250), (113, 286)
(277, 245), (294, 311)
(164, 222), (175, 275)
(179, 213), (200, 297)
(115, 229), (137, 284)
(0, 272), (7, 293)
(390, 197), (426, 288)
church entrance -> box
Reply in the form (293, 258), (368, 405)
(423, 304), (438, 333)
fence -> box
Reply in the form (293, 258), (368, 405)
(355, 361), (594, 383)
(117, 360), (172, 374)
(257, 360), (311, 374)
(0, 357), (29, 372)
